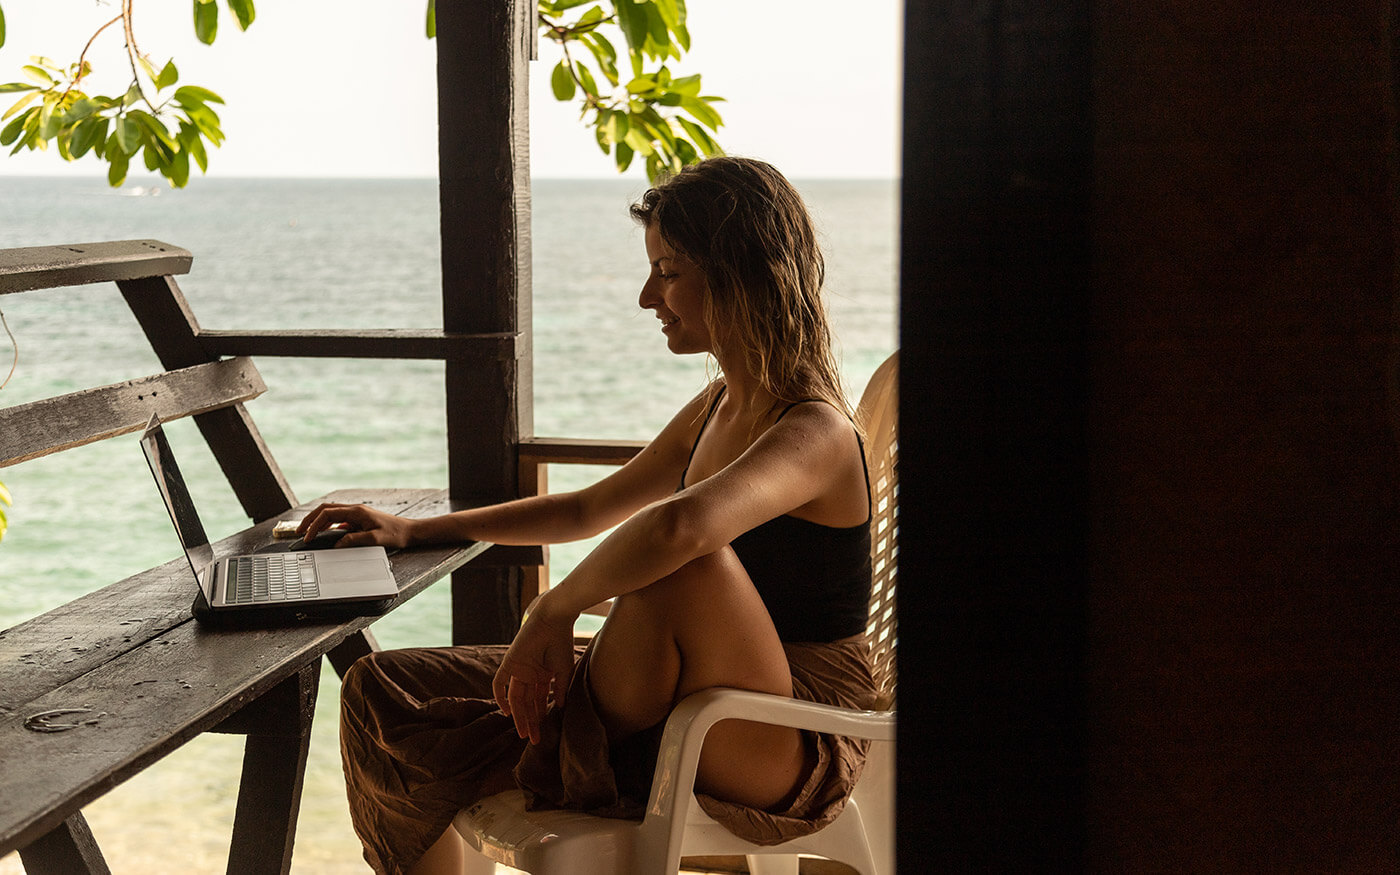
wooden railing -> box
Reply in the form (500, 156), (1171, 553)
(516, 437), (646, 617)
(0, 239), (504, 873)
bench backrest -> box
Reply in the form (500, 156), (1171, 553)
(0, 357), (266, 466)
(0, 240), (297, 523)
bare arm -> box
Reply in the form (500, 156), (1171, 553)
(297, 390), (716, 549)
(531, 401), (866, 624)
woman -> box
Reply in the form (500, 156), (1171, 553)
(299, 156), (877, 875)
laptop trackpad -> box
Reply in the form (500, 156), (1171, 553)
(316, 550), (397, 596)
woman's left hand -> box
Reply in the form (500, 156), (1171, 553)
(492, 593), (578, 744)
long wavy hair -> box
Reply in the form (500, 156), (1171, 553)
(630, 156), (850, 418)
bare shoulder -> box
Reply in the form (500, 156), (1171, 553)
(769, 399), (861, 456)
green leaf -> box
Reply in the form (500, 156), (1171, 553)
(640, 112), (675, 150)
(156, 59), (179, 90)
(426, 0), (435, 38)
(68, 116), (104, 158)
(0, 109), (29, 146)
(644, 153), (663, 183)
(651, 0), (680, 29)
(180, 122), (209, 171)
(107, 142), (129, 185)
(674, 136), (696, 165)
(139, 56), (159, 83)
(226, 0), (255, 31)
(677, 116), (721, 156)
(64, 97), (100, 123)
(550, 60), (576, 101)
(642, 4), (670, 56)
(614, 139), (634, 172)
(0, 82), (37, 93)
(194, 0), (219, 45)
(679, 95), (722, 130)
(114, 115), (141, 154)
(2, 89), (38, 122)
(575, 62), (598, 98)
(168, 146), (190, 187)
(626, 76), (655, 95)
(129, 110), (177, 151)
(38, 94), (61, 138)
(91, 117), (109, 158)
(6, 108), (39, 155)
(615, 0), (646, 54)
(623, 124), (653, 156)
(184, 103), (224, 144)
(22, 65), (54, 87)
(668, 73), (700, 97)
(174, 84), (225, 106)
(605, 108), (628, 144)
(121, 83), (141, 109)
(0, 5), (7, 50)
(581, 32), (618, 84)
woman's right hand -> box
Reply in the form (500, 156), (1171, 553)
(492, 591), (579, 744)
(297, 502), (416, 549)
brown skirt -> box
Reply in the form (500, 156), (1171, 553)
(340, 639), (876, 875)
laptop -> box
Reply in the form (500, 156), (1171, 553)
(140, 413), (399, 623)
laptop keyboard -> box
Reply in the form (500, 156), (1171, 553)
(226, 553), (320, 604)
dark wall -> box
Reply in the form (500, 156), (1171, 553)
(900, 1), (1400, 869)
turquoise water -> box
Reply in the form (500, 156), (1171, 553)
(0, 175), (897, 872)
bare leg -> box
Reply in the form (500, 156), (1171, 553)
(587, 547), (808, 810)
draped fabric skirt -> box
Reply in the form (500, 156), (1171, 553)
(340, 638), (876, 875)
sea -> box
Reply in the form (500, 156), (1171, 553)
(0, 174), (897, 872)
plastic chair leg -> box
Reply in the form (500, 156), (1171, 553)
(746, 854), (800, 875)
(463, 849), (498, 874)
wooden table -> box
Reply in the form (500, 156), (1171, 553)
(0, 488), (492, 874)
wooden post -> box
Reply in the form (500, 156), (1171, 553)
(901, 0), (1400, 869)
(224, 663), (320, 875)
(16, 814), (110, 875)
(435, 0), (534, 644)
(900, 0), (1093, 868)
(118, 274), (298, 522)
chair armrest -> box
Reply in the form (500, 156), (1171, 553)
(667, 688), (895, 742)
(641, 687), (895, 834)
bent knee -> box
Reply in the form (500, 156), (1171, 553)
(615, 547), (751, 609)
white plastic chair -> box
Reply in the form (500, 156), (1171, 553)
(454, 353), (899, 875)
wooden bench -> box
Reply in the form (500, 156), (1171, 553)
(0, 241), (514, 873)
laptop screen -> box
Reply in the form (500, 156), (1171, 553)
(140, 414), (216, 591)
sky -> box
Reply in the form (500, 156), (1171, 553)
(0, 1), (902, 181)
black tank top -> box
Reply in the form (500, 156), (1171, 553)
(679, 388), (872, 643)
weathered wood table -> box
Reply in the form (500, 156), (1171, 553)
(0, 240), (531, 873)
(0, 490), (488, 874)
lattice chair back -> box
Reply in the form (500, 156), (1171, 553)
(857, 352), (898, 710)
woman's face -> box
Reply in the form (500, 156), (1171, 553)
(639, 223), (712, 355)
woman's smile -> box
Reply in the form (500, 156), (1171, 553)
(640, 224), (711, 353)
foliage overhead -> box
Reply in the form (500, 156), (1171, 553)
(0, 0), (724, 187)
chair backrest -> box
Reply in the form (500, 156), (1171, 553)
(857, 352), (898, 710)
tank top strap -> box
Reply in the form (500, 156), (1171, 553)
(679, 385), (726, 490)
